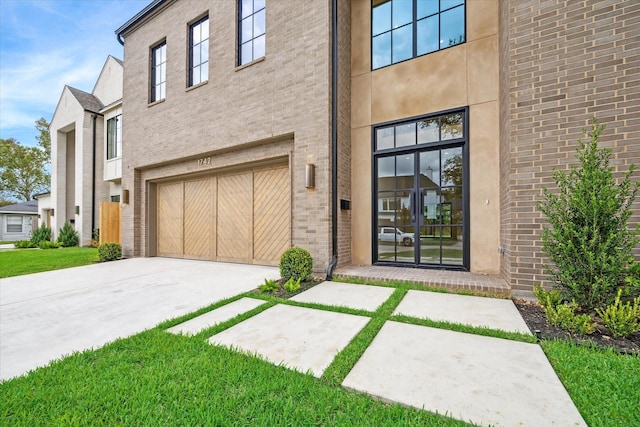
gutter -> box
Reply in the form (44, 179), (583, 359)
(326, 0), (339, 280)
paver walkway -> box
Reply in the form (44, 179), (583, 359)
(172, 281), (586, 427)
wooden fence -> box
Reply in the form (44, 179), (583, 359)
(99, 201), (121, 244)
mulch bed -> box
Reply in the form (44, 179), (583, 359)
(513, 299), (640, 355)
(252, 279), (323, 299)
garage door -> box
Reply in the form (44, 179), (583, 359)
(156, 164), (290, 265)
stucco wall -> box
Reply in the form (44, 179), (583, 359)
(350, 0), (501, 273)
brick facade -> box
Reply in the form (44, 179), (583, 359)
(500, 0), (640, 290)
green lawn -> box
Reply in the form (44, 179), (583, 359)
(0, 247), (99, 278)
(1, 278), (637, 426)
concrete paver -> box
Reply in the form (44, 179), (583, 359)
(289, 281), (395, 311)
(167, 297), (267, 336)
(394, 289), (532, 334)
(0, 258), (278, 381)
(209, 304), (370, 377)
(342, 321), (586, 427)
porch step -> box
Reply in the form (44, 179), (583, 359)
(333, 265), (510, 296)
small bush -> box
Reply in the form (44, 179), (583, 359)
(279, 247), (313, 281)
(39, 241), (60, 250)
(545, 302), (596, 335)
(284, 277), (301, 293)
(98, 243), (122, 262)
(596, 289), (640, 338)
(31, 224), (51, 245)
(533, 284), (562, 310)
(14, 240), (36, 249)
(57, 222), (79, 247)
(258, 278), (279, 293)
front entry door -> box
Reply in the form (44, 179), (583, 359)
(373, 110), (468, 269)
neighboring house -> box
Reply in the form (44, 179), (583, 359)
(46, 56), (124, 246)
(34, 192), (52, 228)
(114, 0), (640, 290)
(0, 201), (38, 241)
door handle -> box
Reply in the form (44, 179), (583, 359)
(410, 190), (416, 224)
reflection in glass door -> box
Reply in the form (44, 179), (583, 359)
(373, 110), (467, 269)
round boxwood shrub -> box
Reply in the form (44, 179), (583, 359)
(98, 243), (122, 262)
(57, 221), (79, 247)
(279, 247), (313, 281)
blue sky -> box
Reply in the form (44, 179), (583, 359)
(0, 0), (150, 147)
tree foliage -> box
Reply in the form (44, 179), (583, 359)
(538, 118), (640, 310)
(0, 118), (51, 201)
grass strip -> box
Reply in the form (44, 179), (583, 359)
(321, 288), (408, 386)
(0, 329), (469, 426)
(541, 339), (640, 427)
(390, 314), (538, 344)
(0, 247), (99, 278)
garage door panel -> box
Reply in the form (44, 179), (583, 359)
(184, 177), (214, 260)
(157, 182), (184, 258)
(217, 172), (252, 262)
(254, 166), (290, 265)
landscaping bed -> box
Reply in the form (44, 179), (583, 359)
(514, 298), (640, 355)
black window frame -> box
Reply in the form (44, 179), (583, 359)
(371, 0), (466, 71)
(188, 16), (209, 87)
(237, 0), (266, 66)
(371, 107), (470, 270)
(150, 41), (167, 103)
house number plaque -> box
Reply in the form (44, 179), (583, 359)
(198, 157), (211, 166)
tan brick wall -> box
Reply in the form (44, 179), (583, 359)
(121, 0), (333, 271)
(501, 0), (640, 291)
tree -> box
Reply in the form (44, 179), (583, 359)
(537, 118), (639, 310)
(0, 138), (50, 201)
(35, 117), (51, 161)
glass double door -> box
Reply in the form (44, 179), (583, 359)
(375, 146), (465, 267)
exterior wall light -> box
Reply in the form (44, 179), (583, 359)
(305, 164), (315, 189)
(123, 189), (130, 204)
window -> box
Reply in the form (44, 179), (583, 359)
(110, 195), (121, 202)
(189, 17), (209, 86)
(238, 0), (265, 65)
(372, 0), (465, 70)
(373, 109), (468, 269)
(106, 115), (122, 160)
(151, 42), (167, 102)
(6, 216), (22, 233)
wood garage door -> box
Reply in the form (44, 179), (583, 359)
(156, 164), (290, 265)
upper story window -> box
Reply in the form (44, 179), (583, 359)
(106, 114), (122, 160)
(238, 0), (265, 66)
(151, 42), (167, 102)
(189, 16), (209, 86)
(372, 0), (465, 70)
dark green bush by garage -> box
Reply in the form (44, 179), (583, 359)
(98, 243), (122, 262)
(57, 221), (79, 247)
(279, 247), (313, 281)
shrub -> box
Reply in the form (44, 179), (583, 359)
(258, 278), (279, 293)
(284, 277), (301, 293)
(98, 243), (122, 262)
(57, 222), (79, 247)
(39, 241), (60, 249)
(596, 289), (640, 338)
(14, 240), (36, 249)
(279, 247), (313, 281)
(533, 284), (562, 310)
(90, 228), (100, 248)
(537, 118), (640, 311)
(544, 302), (596, 335)
(30, 224), (51, 245)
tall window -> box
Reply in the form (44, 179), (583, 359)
(238, 0), (265, 66)
(151, 42), (166, 102)
(189, 17), (209, 86)
(372, 0), (465, 70)
(106, 115), (122, 160)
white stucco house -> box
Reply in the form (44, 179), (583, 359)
(46, 56), (123, 245)
(0, 200), (38, 241)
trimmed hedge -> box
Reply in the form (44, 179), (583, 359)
(279, 247), (313, 281)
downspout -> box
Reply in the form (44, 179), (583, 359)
(91, 114), (97, 235)
(326, 0), (339, 280)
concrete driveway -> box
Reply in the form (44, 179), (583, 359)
(0, 258), (278, 381)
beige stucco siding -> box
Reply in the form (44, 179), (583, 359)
(350, 0), (500, 273)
